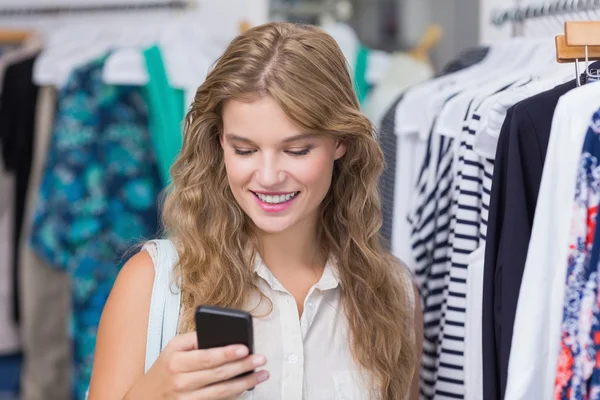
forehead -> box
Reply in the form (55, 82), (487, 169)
(222, 96), (305, 141)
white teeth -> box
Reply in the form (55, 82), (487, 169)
(255, 192), (298, 204)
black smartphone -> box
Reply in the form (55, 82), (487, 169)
(195, 305), (254, 380)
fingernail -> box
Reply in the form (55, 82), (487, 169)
(257, 370), (269, 382)
(252, 355), (266, 366)
(235, 346), (248, 357)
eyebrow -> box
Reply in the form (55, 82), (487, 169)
(224, 133), (319, 145)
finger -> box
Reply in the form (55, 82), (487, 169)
(175, 354), (266, 390)
(194, 370), (270, 400)
(167, 331), (198, 352)
(177, 345), (250, 373)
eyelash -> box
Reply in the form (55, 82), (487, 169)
(233, 148), (312, 156)
(234, 149), (254, 156)
(288, 148), (311, 156)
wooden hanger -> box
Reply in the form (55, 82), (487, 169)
(0, 28), (33, 45)
(556, 21), (600, 85)
(408, 25), (443, 63)
(565, 21), (600, 47)
(555, 35), (600, 63)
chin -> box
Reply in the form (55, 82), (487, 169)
(251, 217), (294, 234)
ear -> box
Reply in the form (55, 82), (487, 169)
(219, 133), (225, 149)
(334, 140), (347, 160)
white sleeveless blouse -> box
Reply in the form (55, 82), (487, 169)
(142, 239), (416, 400)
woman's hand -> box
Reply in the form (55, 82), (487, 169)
(127, 332), (269, 399)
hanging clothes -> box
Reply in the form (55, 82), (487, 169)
(354, 45), (370, 105)
(407, 126), (454, 399)
(482, 78), (577, 399)
(143, 45), (185, 187)
(0, 36), (43, 339)
(438, 46), (490, 77)
(377, 46), (485, 252)
(401, 46), (526, 399)
(19, 85), (71, 400)
(379, 93), (404, 248)
(504, 80), (600, 400)
(0, 55), (40, 328)
(0, 153), (15, 356)
(554, 107), (600, 399)
(29, 56), (162, 400)
(481, 60), (600, 399)
(0, 33), (43, 96)
(363, 53), (433, 131)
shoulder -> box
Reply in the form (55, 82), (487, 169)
(97, 247), (157, 324)
(88, 247), (157, 399)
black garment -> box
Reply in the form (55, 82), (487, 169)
(0, 56), (39, 324)
(379, 94), (404, 248)
(482, 78), (581, 400)
(439, 46), (490, 77)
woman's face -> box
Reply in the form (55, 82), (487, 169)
(220, 95), (346, 235)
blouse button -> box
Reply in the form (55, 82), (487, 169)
(288, 354), (299, 364)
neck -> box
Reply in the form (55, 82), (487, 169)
(257, 214), (325, 273)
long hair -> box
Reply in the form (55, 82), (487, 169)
(162, 22), (416, 399)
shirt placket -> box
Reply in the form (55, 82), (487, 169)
(300, 287), (321, 340)
(279, 290), (304, 400)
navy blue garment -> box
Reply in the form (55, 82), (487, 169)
(482, 81), (573, 400)
(29, 56), (162, 399)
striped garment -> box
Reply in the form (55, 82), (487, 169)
(408, 125), (454, 399)
(405, 72), (526, 398)
(434, 102), (494, 399)
(409, 102), (495, 399)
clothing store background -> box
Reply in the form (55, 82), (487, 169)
(0, 0), (563, 399)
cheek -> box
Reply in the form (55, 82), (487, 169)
(298, 154), (335, 191)
(223, 153), (249, 190)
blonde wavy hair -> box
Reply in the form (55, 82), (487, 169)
(162, 22), (416, 399)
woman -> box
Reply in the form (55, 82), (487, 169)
(88, 22), (423, 400)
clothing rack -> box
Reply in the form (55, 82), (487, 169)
(0, 1), (192, 17)
(270, 0), (352, 22)
(491, 0), (600, 37)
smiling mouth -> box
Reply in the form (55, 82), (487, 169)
(251, 191), (300, 204)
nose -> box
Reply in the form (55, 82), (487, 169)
(255, 153), (285, 188)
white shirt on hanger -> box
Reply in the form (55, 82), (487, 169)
(394, 40), (509, 139)
(474, 69), (573, 159)
(414, 39), (541, 143)
(433, 39), (555, 143)
(391, 131), (426, 270)
(504, 80), (600, 400)
(465, 244), (485, 400)
(362, 53), (433, 130)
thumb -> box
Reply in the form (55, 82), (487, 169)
(167, 331), (198, 352)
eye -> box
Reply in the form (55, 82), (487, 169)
(286, 148), (311, 156)
(234, 148), (255, 156)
